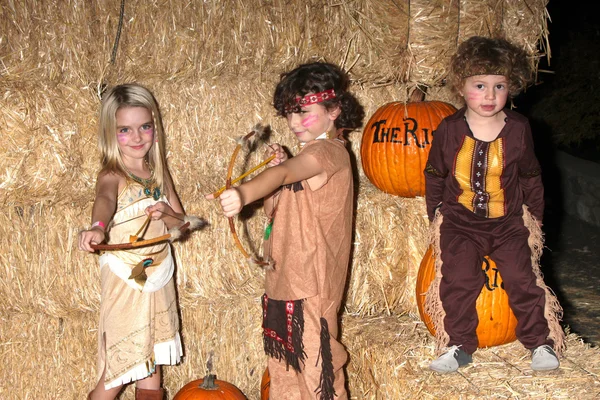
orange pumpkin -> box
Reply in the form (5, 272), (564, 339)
(416, 246), (518, 348)
(173, 374), (247, 400)
(360, 90), (456, 197)
(260, 367), (270, 400)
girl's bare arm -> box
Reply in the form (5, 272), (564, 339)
(78, 172), (120, 252)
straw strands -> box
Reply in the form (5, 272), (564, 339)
(0, 0), (549, 86)
(2, 0), (585, 398)
(2, 311), (599, 399)
(0, 168), (426, 316)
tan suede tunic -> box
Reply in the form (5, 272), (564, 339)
(265, 138), (353, 310)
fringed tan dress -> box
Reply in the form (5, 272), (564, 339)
(97, 180), (182, 389)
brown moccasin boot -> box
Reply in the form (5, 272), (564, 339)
(135, 387), (164, 400)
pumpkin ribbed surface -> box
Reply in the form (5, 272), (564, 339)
(416, 246), (518, 348)
(360, 101), (457, 197)
(173, 375), (247, 400)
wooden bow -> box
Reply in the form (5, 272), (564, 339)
(225, 125), (272, 267)
(90, 222), (191, 251)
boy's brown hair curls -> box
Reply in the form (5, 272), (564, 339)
(448, 36), (534, 98)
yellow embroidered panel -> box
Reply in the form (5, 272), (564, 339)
(455, 136), (505, 218)
(455, 137), (476, 210)
(485, 140), (505, 218)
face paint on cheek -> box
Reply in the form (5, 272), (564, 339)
(117, 133), (128, 143)
(144, 128), (154, 139)
(301, 114), (318, 128)
(464, 90), (479, 102)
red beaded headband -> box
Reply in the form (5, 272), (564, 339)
(285, 88), (336, 113)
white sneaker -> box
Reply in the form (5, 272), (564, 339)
(531, 345), (559, 371)
(429, 345), (472, 373)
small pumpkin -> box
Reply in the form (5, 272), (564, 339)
(173, 374), (247, 400)
(416, 246), (518, 348)
(360, 88), (457, 197)
(260, 367), (270, 400)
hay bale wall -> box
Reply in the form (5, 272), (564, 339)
(3, 1), (591, 399)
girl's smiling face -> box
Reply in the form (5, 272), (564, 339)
(115, 106), (154, 164)
(285, 101), (340, 143)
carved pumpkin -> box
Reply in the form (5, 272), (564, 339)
(260, 367), (270, 400)
(360, 90), (456, 197)
(173, 374), (247, 400)
(416, 246), (518, 348)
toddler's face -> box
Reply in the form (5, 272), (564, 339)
(460, 75), (509, 118)
(115, 106), (155, 163)
(285, 101), (339, 144)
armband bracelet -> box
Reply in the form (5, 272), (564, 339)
(91, 221), (106, 231)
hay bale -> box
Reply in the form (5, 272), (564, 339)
(0, 72), (438, 319)
(0, 0), (549, 86)
(0, 0), (552, 320)
(0, 1), (561, 397)
(2, 310), (599, 399)
(0, 304), (265, 399)
(347, 186), (429, 316)
(0, 164), (429, 318)
(343, 315), (600, 399)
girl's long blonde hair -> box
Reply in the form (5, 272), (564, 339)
(98, 83), (168, 193)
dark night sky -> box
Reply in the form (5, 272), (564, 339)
(519, 1), (600, 162)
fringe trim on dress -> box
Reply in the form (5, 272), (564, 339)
(424, 210), (449, 352)
(315, 317), (335, 400)
(104, 333), (182, 390)
(522, 205), (566, 355)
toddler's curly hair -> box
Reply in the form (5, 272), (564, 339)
(448, 36), (534, 98)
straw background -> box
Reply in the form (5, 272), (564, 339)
(2, 0), (599, 399)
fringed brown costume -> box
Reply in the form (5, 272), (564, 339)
(423, 108), (565, 356)
(263, 138), (352, 400)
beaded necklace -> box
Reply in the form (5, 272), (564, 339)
(125, 161), (161, 200)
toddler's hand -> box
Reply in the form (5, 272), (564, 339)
(78, 228), (105, 252)
(145, 201), (173, 220)
(265, 143), (287, 167)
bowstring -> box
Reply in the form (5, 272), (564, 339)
(109, 209), (185, 228)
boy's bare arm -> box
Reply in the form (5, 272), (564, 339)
(211, 152), (324, 218)
(238, 152), (323, 206)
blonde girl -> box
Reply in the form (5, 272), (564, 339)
(79, 84), (185, 400)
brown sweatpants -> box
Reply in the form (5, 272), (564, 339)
(439, 212), (553, 355)
(267, 295), (348, 400)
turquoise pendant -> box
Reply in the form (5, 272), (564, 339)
(144, 187), (152, 197)
(153, 187), (161, 200)
(142, 258), (154, 268)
